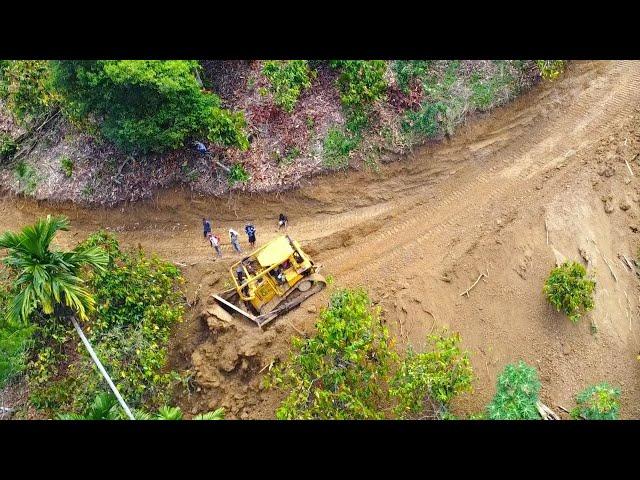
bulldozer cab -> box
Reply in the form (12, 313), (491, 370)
(231, 235), (313, 309)
(211, 235), (325, 328)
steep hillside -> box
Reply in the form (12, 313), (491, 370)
(0, 60), (539, 205)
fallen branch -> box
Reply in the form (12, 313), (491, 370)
(258, 359), (275, 374)
(544, 218), (549, 245)
(460, 272), (487, 297)
(287, 320), (306, 337)
(621, 254), (635, 272)
(173, 261), (187, 267)
(536, 400), (560, 420)
(625, 158), (635, 176)
(424, 309), (437, 334)
(592, 240), (617, 282)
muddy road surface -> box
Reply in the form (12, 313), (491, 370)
(2, 60), (640, 418)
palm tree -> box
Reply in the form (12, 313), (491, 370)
(0, 215), (134, 419)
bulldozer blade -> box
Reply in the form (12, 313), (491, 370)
(211, 294), (260, 326)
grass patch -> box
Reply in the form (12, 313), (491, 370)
(60, 156), (74, 177)
(322, 127), (360, 169)
(13, 160), (38, 195)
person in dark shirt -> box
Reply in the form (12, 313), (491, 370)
(245, 223), (256, 248)
(278, 213), (288, 230)
(202, 218), (211, 238)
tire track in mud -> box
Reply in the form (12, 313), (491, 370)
(318, 61), (640, 283)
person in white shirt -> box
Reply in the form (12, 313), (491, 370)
(208, 233), (222, 257)
(229, 228), (242, 253)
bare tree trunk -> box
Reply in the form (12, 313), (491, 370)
(70, 316), (135, 420)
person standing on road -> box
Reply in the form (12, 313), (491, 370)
(278, 213), (288, 230)
(202, 218), (211, 238)
(208, 232), (222, 258)
(245, 223), (256, 248)
(229, 228), (242, 253)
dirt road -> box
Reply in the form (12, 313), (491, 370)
(2, 60), (640, 418)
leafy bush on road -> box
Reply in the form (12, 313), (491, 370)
(390, 330), (473, 419)
(267, 287), (474, 420)
(544, 261), (595, 323)
(571, 383), (620, 420)
(486, 361), (541, 420)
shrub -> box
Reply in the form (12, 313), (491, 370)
(60, 156), (73, 177)
(390, 330), (473, 419)
(227, 163), (250, 185)
(393, 60), (433, 93)
(50, 60), (249, 154)
(329, 60), (388, 110)
(535, 60), (566, 80)
(28, 231), (185, 413)
(0, 60), (56, 124)
(322, 127), (359, 169)
(486, 361), (541, 420)
(0, 132), (17, 160)
(13, 160), (38, 194)
(262, 60), (315, 113)
(267, 288), (398, 419)
(571, 383), (620, 420)
(57, 392), (225, 420)
(544, 261), (595, 323)
(0, 270), (34, 387)
(402, 102), (445, 139)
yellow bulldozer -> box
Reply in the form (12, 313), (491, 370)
(209, 235), (326, 328)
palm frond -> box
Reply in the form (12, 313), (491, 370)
(193, 408), (225, 420)
(156, 406), (184, 420)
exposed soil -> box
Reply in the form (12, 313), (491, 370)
(2, 60), (640, 419)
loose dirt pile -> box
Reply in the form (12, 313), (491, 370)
(2, 60), (640, 418)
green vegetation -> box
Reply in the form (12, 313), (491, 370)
(28, 230), (185, 413)
(0, 60), (56, 124)
(50, 60), (249, 154)
(536, 60), (566, 81)
(322, 127), (360, 169)
(262, 60), (315, 113)
(267, 287), (473, 419)
(390, 331), (473, 418)
(227, 163), (250, 185)
(393, 60), (433, 93)
(544, 261), (595, 323)
(57, 392), (224, 420)
(571, 383), (620, 420)
(0, 132), (17, 160)
(13, 160), (38, 194)
(0, 220), (188, 418)
(267, 288), (397, 419)
(0, 269), (33, 387)
(402, 102), (445, 139)
(329, 60), (388, 110)
(486, 361), (541, 420)
(469, 64), (515, 111)
(59, 155), (73, 177)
